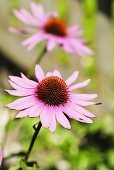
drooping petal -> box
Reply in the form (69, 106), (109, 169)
(69, 79), (91, 91)
(40, 107), (52, 128)
(64, 107), (93, 123)
(67, 24), (83, 36)
(47, 39), (57, 51)
(22, 32), (45, 50)
(6, 96), (37, 110)
(71, 39), (93, 56)
(15, 108), (30, 118)
(35, 65), (45, 82)
(49, 112), (56, 133)
(28, 103), (43, 117)
(65, 71), (79, 86)
(72, 104), (96, 118)
(56, 111), (71, 129)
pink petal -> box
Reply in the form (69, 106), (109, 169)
(72, 100), (96, 106)
(6, 96), (36, 110)
(30, 2), (45, 21)
(64, 107), (93, 123)
(9, 76), (36, 88)
(13, 9), (38, 26)
(46, 72), (53, 77)
(69, 79), (91, 91)
(22, 32), (44, 49)
(67, 24), (83, 37)
(65, 71), (79, 86)
(21, 73), (38, 86)
(71, 94), (98, 101)
(71, 39), (93, 56)
(40, 108), (52, 128)
(5, 89), (34, 96)
(28, 103), (43, 117)
(47, 39), (57, 51)
(9, 27), (28, 34)
(53, 70), (62, 78)
(13, 9), (30, 24)
(15, 108), (30, 118)
(19, 8), (38, 26)
(0, 149), (3, 167)
(8, 80), (24, 90)
(63, 42), (74, 54)
(49, 113), (56, 133)
(35, 65), (45, 82)
(73, 104), (96, 118)
(56, 111), (71, 129)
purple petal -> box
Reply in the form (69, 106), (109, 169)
(56, 111), (71, 129)
(35, 65), (45, 82)
(6, 96), (37, 110)
(69, 79), (91, 91)
(65, 71), (79, 86)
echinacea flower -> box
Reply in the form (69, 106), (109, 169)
(9, 1), (93, 56)
(0, 148), (3, 166)
(5, 65), (97, 133)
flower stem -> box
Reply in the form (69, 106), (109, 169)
(27, 46), (47, 78)
(24, 121), (42, 163)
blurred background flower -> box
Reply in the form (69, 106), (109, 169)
(0, 0), (114, 170)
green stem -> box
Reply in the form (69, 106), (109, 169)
(24, 122), (42, 163)
(27, 46), (47, 78)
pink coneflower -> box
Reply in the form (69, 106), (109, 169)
(5, 65), (97, 133)
(0, 148), (3, 166)
(9, 1), (93, 56)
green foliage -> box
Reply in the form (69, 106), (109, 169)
(9, 160), (40, 170)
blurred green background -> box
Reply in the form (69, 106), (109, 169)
(0, 0), (114, 170)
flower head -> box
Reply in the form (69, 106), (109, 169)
(5, 65), (97, 133)
(10, 1), (93, 56)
